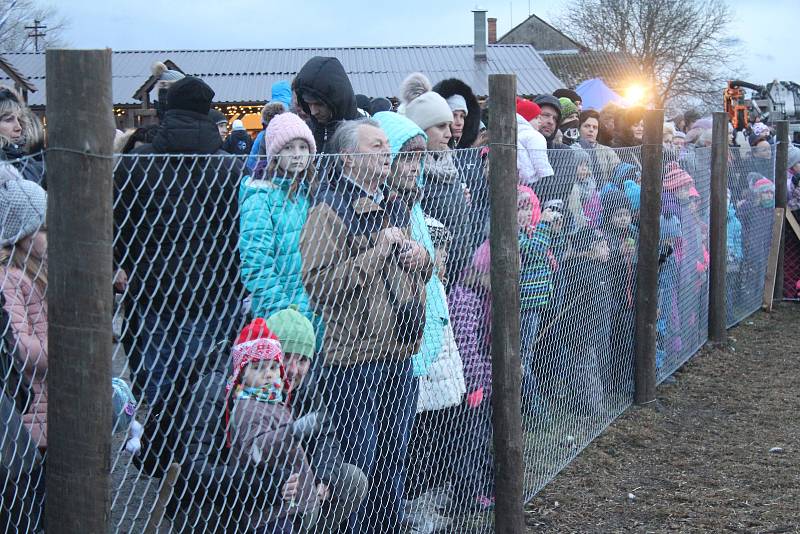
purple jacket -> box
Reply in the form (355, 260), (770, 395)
(448, 284), (491, 396)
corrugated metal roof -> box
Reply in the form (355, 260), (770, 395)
(540, 51), (641, 93)
(0, 45), (564, 107)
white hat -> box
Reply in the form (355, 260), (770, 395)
(232, 119), (246, 131)
(399, 72), (453, 132)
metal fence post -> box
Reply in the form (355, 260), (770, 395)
(488, 73), (524, 533)
(774, 121), (789, 300)
(634, 109), (664, 404)
(708, 112), (729, 343)
(45, 49), (114, 532)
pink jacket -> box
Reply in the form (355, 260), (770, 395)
(1, 265), (48, 449)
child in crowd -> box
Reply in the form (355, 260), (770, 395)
(557, 228), (612, 418)
(239, 112), (322, 344)
(787, 146), (800, 220)
(567, 147), (601, 229)
(225, 318), (319, 530)
(663, 162), (706, 349)
(599, 189), (638, 399)
(725, 190), (744, 323)
(657, 214), (682, 370)
(448, 242), (494, 511)
(517, 185), (556, 414)
(738, 177), (775, 304)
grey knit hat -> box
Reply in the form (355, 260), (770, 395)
(788, 145), (800, 170)
(0, 170), (47, 246)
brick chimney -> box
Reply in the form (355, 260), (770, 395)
(488, 17), (497, 44)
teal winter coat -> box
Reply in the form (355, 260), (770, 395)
(239, 175), (313, 323)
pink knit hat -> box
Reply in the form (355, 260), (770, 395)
(517, 184), (542, 228)
(753, 177), (774, 194)
(662, 162), (694, 191)
(264, 112), (316, 159)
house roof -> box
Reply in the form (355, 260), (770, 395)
(0, 55), (37, 93)
(540, 50), (641, 91)
(0, 45), (564, 107)
(497, 13), (586, 52)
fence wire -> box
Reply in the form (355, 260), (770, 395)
(784, 143), (800, 301)
(1, 155), (47, 534)
(0, 132), (782, 533)
(726, 144), (777, 326)
(657, 146), (711, 382)
(518, 145), (639, 500)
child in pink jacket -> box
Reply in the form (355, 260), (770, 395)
(0, 172), (48, 449)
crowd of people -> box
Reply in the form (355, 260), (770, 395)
(0, 54), (791, 533)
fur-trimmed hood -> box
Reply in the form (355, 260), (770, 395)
(433, 78), (481, 149)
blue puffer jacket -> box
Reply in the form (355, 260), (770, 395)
(727, 199), (743, 263)
(239, 175), (313, 323)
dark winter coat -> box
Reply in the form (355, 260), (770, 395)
(222, 130), (254, 156)
(114, 109), (244, 318)
(1, 145), (46, 188)
(294, 57), (361, 153)
(558, 255), (612, 354)
(421, 152), (474, 287)
(167, 362), (288, 533)
(432, 78), (482, 149)
(288, 369), (345, 484)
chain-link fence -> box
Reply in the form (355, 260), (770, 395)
(657, 146), (711, 382)
(518, 145), (640, 500)
(0, 128), (784, 532)
(1, 154), (47, 533)
(783, 143), (800, 301)
(726, 144), (777, 326)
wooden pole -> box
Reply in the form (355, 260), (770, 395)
(634, 109), (664, 404)
(45, 49), (114, 533)
(708, 112), (728, 343)
(773, 121), (789, 300)
(488, 73), (524, 534)
(764, 208), (785, 312)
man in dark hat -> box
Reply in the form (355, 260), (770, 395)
(114, 76), (245, 404)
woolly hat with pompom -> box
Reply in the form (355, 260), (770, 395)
(398, 72), (454, 132)
(151, 61), (185, 82)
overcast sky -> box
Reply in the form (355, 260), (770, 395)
(54, 0), (796, 84)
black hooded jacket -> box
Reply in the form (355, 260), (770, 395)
(114, 109), (244, 318)
(432, 78), (481, 149)
(294, 57), (360, 153)
(222, 129), (254, 156)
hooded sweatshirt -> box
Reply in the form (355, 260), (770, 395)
(294, 57), (360, 153)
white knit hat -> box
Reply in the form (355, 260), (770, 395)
(399, 72), (453, 132)
(232, 119), (246, 131)
(0, 166), (46, 247)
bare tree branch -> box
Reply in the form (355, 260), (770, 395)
(554, 0), (739, 112)
(0, 0), (69, 53)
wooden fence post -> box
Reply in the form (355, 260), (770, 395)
(488, 73), (525, 534)
(45, 49), (114, 532)
(708, 112), (729, 343)
(635, 109), (664, 404)
(774, 121), (789, 300)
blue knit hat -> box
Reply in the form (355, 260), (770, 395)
(623, 180), (641, 212)
(372, 111), (428, 162)
(270, 80), (293, 110)
(612, 162), (641, 185)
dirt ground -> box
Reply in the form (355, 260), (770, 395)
(525, 302), (800, 533)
